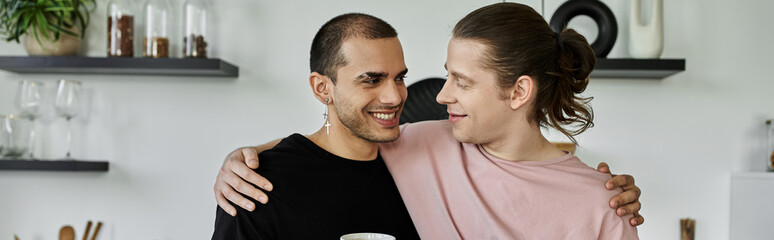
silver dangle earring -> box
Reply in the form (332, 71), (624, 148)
(323, 98), (331, 134)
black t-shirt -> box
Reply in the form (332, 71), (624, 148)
(211, 134), (420, 240)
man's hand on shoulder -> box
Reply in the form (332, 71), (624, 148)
(597, 162), (644, 227)
(214, 147), (274, 216)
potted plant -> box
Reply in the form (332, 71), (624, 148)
(0, 0), (96, 56)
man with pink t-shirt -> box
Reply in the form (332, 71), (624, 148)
(380, 121), (637, 239)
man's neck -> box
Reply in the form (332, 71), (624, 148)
(480, 123), (565, 162)
(307, 126), (379, 161)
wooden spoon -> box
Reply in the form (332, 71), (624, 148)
(59, 225), (75, 240)
(90, 222), (103, 240)
(83, 221), (92, 240)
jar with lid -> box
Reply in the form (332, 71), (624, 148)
(767, 120), (774, 171)
(108, 0), (135, 57)
(183, 0), (210, 58)
(143, 0), (171, 58)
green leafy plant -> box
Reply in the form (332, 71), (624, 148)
(0, 0), (96, 47)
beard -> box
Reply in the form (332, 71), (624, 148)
(334, 94), (402, 143)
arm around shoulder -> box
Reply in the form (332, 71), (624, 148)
(214, 139), (282, 216)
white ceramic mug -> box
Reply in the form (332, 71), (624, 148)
(340, 233), (396, 240)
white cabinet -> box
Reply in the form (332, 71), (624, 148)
(730, 172), (774, 240)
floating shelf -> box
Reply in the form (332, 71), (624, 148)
(591, 58), (685, 79)
(0, 159), (109, 172)
(0, 56), (238, 77)
(0, 56), (679, 79)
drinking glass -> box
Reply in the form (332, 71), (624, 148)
(54, 79), (82, 159)
(1, 114), (31, 158)
(16, 80), (43, 159)
(0, 115), (7, 158)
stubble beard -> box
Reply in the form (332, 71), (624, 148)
(335, 97), (401, 143)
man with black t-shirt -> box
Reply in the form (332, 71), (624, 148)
(211, 13), (420, 239)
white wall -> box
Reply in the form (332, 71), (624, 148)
(0, 0), (771, 239)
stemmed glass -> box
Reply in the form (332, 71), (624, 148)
(16, 80), (43, 159)
(54, 79), (82, 159)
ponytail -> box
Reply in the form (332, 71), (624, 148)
(544, 29), (595, 144)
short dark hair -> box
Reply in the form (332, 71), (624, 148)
(454, 3), (596, 144)
(310, 13), (397, 83)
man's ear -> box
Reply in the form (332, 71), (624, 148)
(508, 75), (535, 110)
(309, 72), (333, 104)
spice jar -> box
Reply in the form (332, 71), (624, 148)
(143, 0), (171, 58)
(767, 120), (774, 171)
(183, 0), (210, 58)
(108, 0), (135, 57)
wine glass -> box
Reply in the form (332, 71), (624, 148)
(54, 79), (82, 159)
(16, 80), (43, 159)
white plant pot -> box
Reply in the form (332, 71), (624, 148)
(23, 27), (81, 56)
(629, 0), (664, 59)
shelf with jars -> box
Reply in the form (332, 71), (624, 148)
(0, 0), (237, 77)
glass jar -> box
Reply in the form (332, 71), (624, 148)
(108, 0), (135, 57)
(0, 115), (7, 158)
(1, 114), (31, 158)
(183, 0), (210, 58)
(143, 0), (171, 58)
(767, 119), (774, 171)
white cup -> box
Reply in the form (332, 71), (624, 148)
(340, 233), (396, 240)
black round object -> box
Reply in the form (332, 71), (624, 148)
(400, 78), (448, 124)
(549, 0), (618, 58)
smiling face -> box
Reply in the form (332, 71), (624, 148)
(437, 38), (518, 144)
(329, 37), (408, 143)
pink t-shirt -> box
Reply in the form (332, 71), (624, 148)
(379, 120), (638, 240)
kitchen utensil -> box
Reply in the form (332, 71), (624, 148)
(59, 225), (75, 240)
(82, 221), (92, 240)
(767, 119), (774, 171)
(680, 218), (695, 240)
(90, 222), (103, 240)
